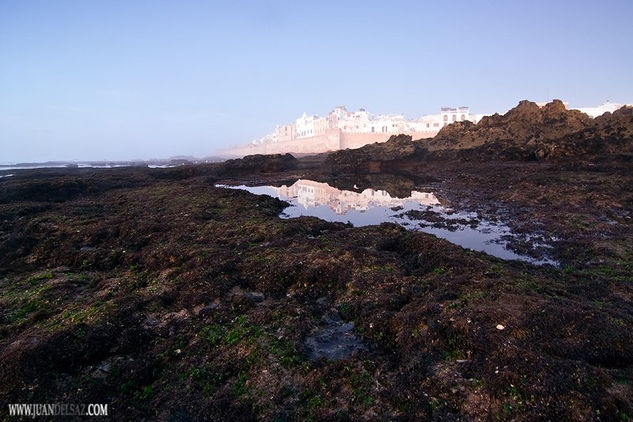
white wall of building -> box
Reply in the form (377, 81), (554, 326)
(296, 113), (320, 138)
(252, 104), (485, 144)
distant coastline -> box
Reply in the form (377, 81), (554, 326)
(0, 157), (225, 171)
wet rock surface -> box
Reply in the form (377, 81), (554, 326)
(1, 106), (632, 420)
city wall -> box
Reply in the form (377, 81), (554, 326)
(339, 131), (436, 150)
(223, 129), (439, 157)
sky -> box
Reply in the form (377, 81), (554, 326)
(1, 0), (632, 163)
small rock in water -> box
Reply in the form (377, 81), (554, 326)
(496, 324), (505, 330)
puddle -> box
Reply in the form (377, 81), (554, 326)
(217, 179), (557, 266)
(304, 314), (366, 361)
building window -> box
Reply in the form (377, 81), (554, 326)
(452, 115), (457, 121)
(443, 115), (448, 121)
(461, 114), (465, 121)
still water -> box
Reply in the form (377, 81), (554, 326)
(218, 179), (556, 266)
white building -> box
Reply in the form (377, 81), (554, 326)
(439, 106), (474, 127)
(296, 113), (320, 138)
(251, 104), (484, 145)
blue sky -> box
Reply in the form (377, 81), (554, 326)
(1, 0), (632, 162)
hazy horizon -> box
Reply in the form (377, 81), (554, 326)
(2, 0), (632, 163)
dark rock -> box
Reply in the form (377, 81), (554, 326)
(429, 99), (633, 160)
(245, 291), (265, 303)
(197, 303), (219, 316)
(323, 100), (633, 171)
(325, 134), (428, 174)
(217, 153), (298, 176)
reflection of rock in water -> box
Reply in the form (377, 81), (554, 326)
(273, 179), (438, 215)
(304, 315), (366, 361)
(325, 174), (425, 199)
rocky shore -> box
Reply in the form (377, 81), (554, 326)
(1, 100), (632, 420)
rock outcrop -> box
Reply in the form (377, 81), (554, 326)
(325, 100), (633, 172)
(428, 99), (633, 160)
(217, 153), (298, 176)
(325, 134), (428, 174)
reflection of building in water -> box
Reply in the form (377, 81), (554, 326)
(273, 179), (438, 215)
